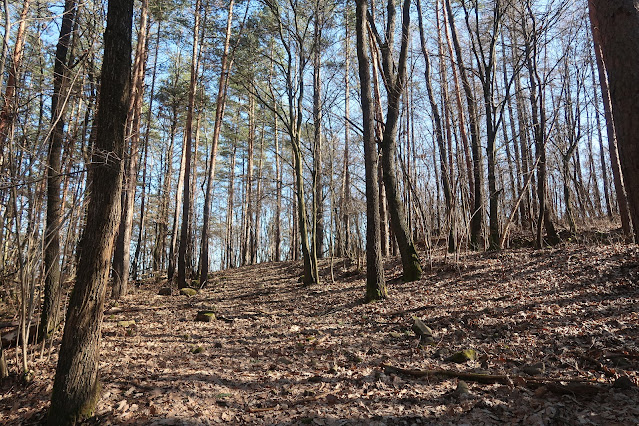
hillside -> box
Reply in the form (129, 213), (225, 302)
(2, 241), (639, 425)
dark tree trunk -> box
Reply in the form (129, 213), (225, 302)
(112, 0), (148, 299)
(444, 0), (484, 250)
(225, 142), (237, 269)
(177, 0), (201, 288)
(40, 0), (76, 340)
(588, 1), (634, 239)
(356, 0), (386, 301)
(48, 0), (132, 421)
(274, 110), (282, 262)
(200, 0), (234, 282)
(369, 0), (422, 281)
(312, 6), (324, 260)
(417, 0), (454, 253)
(589, 0), (639, 240)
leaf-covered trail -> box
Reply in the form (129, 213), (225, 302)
(2, 243), (639, 424)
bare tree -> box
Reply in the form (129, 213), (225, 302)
(48, 0), (133, 420)
(368, 0), (422, 281)
(177, 0), (203, 289)
(40, 0), (75, 339)
(356, 0), (386, 301)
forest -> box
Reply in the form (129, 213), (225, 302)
(0, 0), (638, 424)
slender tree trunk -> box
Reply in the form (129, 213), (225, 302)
(133, 20), (160, 279)
(225, 141), (237, 269)
(418, 0), (454, 253)
(48, 0), (132, 421)
(589, 43), (612, 218)
(274, 108), (282, 262)
(312, 5), (324, 260)
(0, 0), (30, 152)
(369, 32), (389, 257)
(341, 11), (351, 258)
(199, 0), (234, 283)
(370, 0), (422, 281)
(177, 0), (201, 288)
(0, 0), (11, 103)
(356, 0), (386, 301)
(39, 0), (74, 340)
(155, 117), (176, 272)
(241, 93), (255, 266)
(444, 0), (484, 250)
(441, 0), (473, 215)
(254, 127), (264, 264)
(112, 0), (149, 299)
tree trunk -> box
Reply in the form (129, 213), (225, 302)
(522, 15), (559, 248)
(444, 0), (484, 250)
(418, 0), (454, 253)
(39, 0), (74, 340)
(112, 0), (149, 299)
(225, 142), (237, 269)
(199, 0), (234, 283)
(241, 93), (255, 266)
(132, 20), (160, 279)
(589, 43), (612, 218)
(370, 0), (422, 281)
(313, 6), (324, 260)
(177, 0), (202, 288)
(356, 0), (386, 302)
(274, 108), (282, 262)
(588, 2), (634, 239)
(0, 0), (30, 153)
(253, 127), (264, 264)
(341, 11), (351, 258)
(48, 0), (133, 421)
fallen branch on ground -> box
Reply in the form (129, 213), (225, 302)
(382, 363), (607, 394)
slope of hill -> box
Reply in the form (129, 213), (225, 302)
(2, 242), (639, 424)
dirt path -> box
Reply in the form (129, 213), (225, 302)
(2, 243), (639, 424)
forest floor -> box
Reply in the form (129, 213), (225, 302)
(2, 232), (639, 424)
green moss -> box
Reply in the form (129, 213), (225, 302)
(180, 287), (197, 297)
(78, 379), (102, 422)
(191, 345), (205, 354)
(195, 311), (216, 322)
(448, 349), (477, 364)
(402, 253), (423, 282)
(117, 320), (136, 328)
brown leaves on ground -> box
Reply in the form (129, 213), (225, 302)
(1, 242), (639, 424)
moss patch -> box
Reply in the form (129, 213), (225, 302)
(180, 288), (197, 297)
(447, 349), (477, 364)
(195, 311), (216, 322)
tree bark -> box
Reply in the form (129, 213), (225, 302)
(356, 0), (386, 301)
(0, 0), (30, 156)
(369, 0), (422, 281)
(418, 0), (454, 253)
(444, 0), (484, 250)
(112, 0), (149, 299)
(199, 0), (234, 283)
(225, 141), (237, 269)
(39, 0), (74, 340)
(341, 11), (351, 258)
(48, 0), (132, 421)
(588, 2), (633, 238)
(177, 0), (202, 288)
(312, 4), (324, 260)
